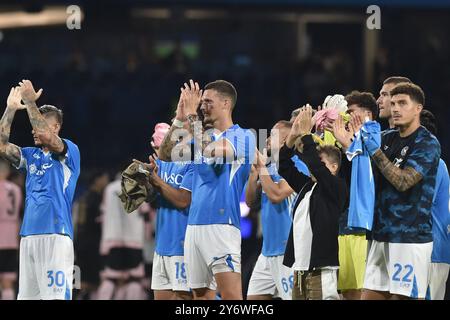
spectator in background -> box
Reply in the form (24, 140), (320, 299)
(74, 170), (110, 300)
(0, 159), (23, 300)
(96, 173), (146, 300)
(7, 171), (25, 199)
(139, 202), (157, 300)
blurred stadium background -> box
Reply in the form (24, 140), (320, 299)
(1, 0), (449, 298)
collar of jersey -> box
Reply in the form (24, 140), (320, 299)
(211, 124), (240, 140)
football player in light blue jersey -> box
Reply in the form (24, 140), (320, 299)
(142, 121), (194, 300)
(246, 121), (295, 300)
(0, 81), (80, 300)
(158, 80), (256, 300)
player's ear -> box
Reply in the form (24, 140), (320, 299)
(221, 99), (227, 110)
(223, 99), (231, 111)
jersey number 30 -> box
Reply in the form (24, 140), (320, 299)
(47, 270), (66, 287)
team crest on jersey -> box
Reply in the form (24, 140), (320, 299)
(401, 146), (409, 156)
(29, 164), (37, 174)
(29, 162), (53, 176)
(33, 153), (40, 159)
(383, 145), (389, 151)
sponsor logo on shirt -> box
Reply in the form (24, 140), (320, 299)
(175, 161), (191, 166)
(162, 172), (183, 186)
(42, 163), (53, 170)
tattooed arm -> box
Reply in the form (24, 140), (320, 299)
(158, 89), (193, 162)
(371, 149), (422, 192)
(0, 87), (25, 168)
(0, 108), (23, 167)
(25, 102), (65, 153)
(19, 80), (65, 154)
(157, 124), (180, 162)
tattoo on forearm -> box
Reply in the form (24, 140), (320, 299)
(372, 149), (422, 192)
(0, 107), (22, 167)
(0, 107), (16, 146)
(4, 144), (21, 167)
(159, 125), (179, 161)
(25, 101), (64, 152)
(25, 101), (50, 132)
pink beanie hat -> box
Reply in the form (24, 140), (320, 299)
(151, 122), (171, 148)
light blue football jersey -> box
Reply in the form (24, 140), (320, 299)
(188, 124), (256, 229)
(18, 139), (80, 239)
(431, 159), (450, 264)
(291, 155), (310, 177)
(155, 160), (193, 256)
(346, 121), (380, 231)
(261, 163), (293, 257)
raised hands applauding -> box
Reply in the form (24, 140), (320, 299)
(181, 79), (202, 117)
(286, 104), (314, 148)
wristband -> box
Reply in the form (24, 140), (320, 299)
(187, 114), (199, 122)
(173, 119), (184, 128)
